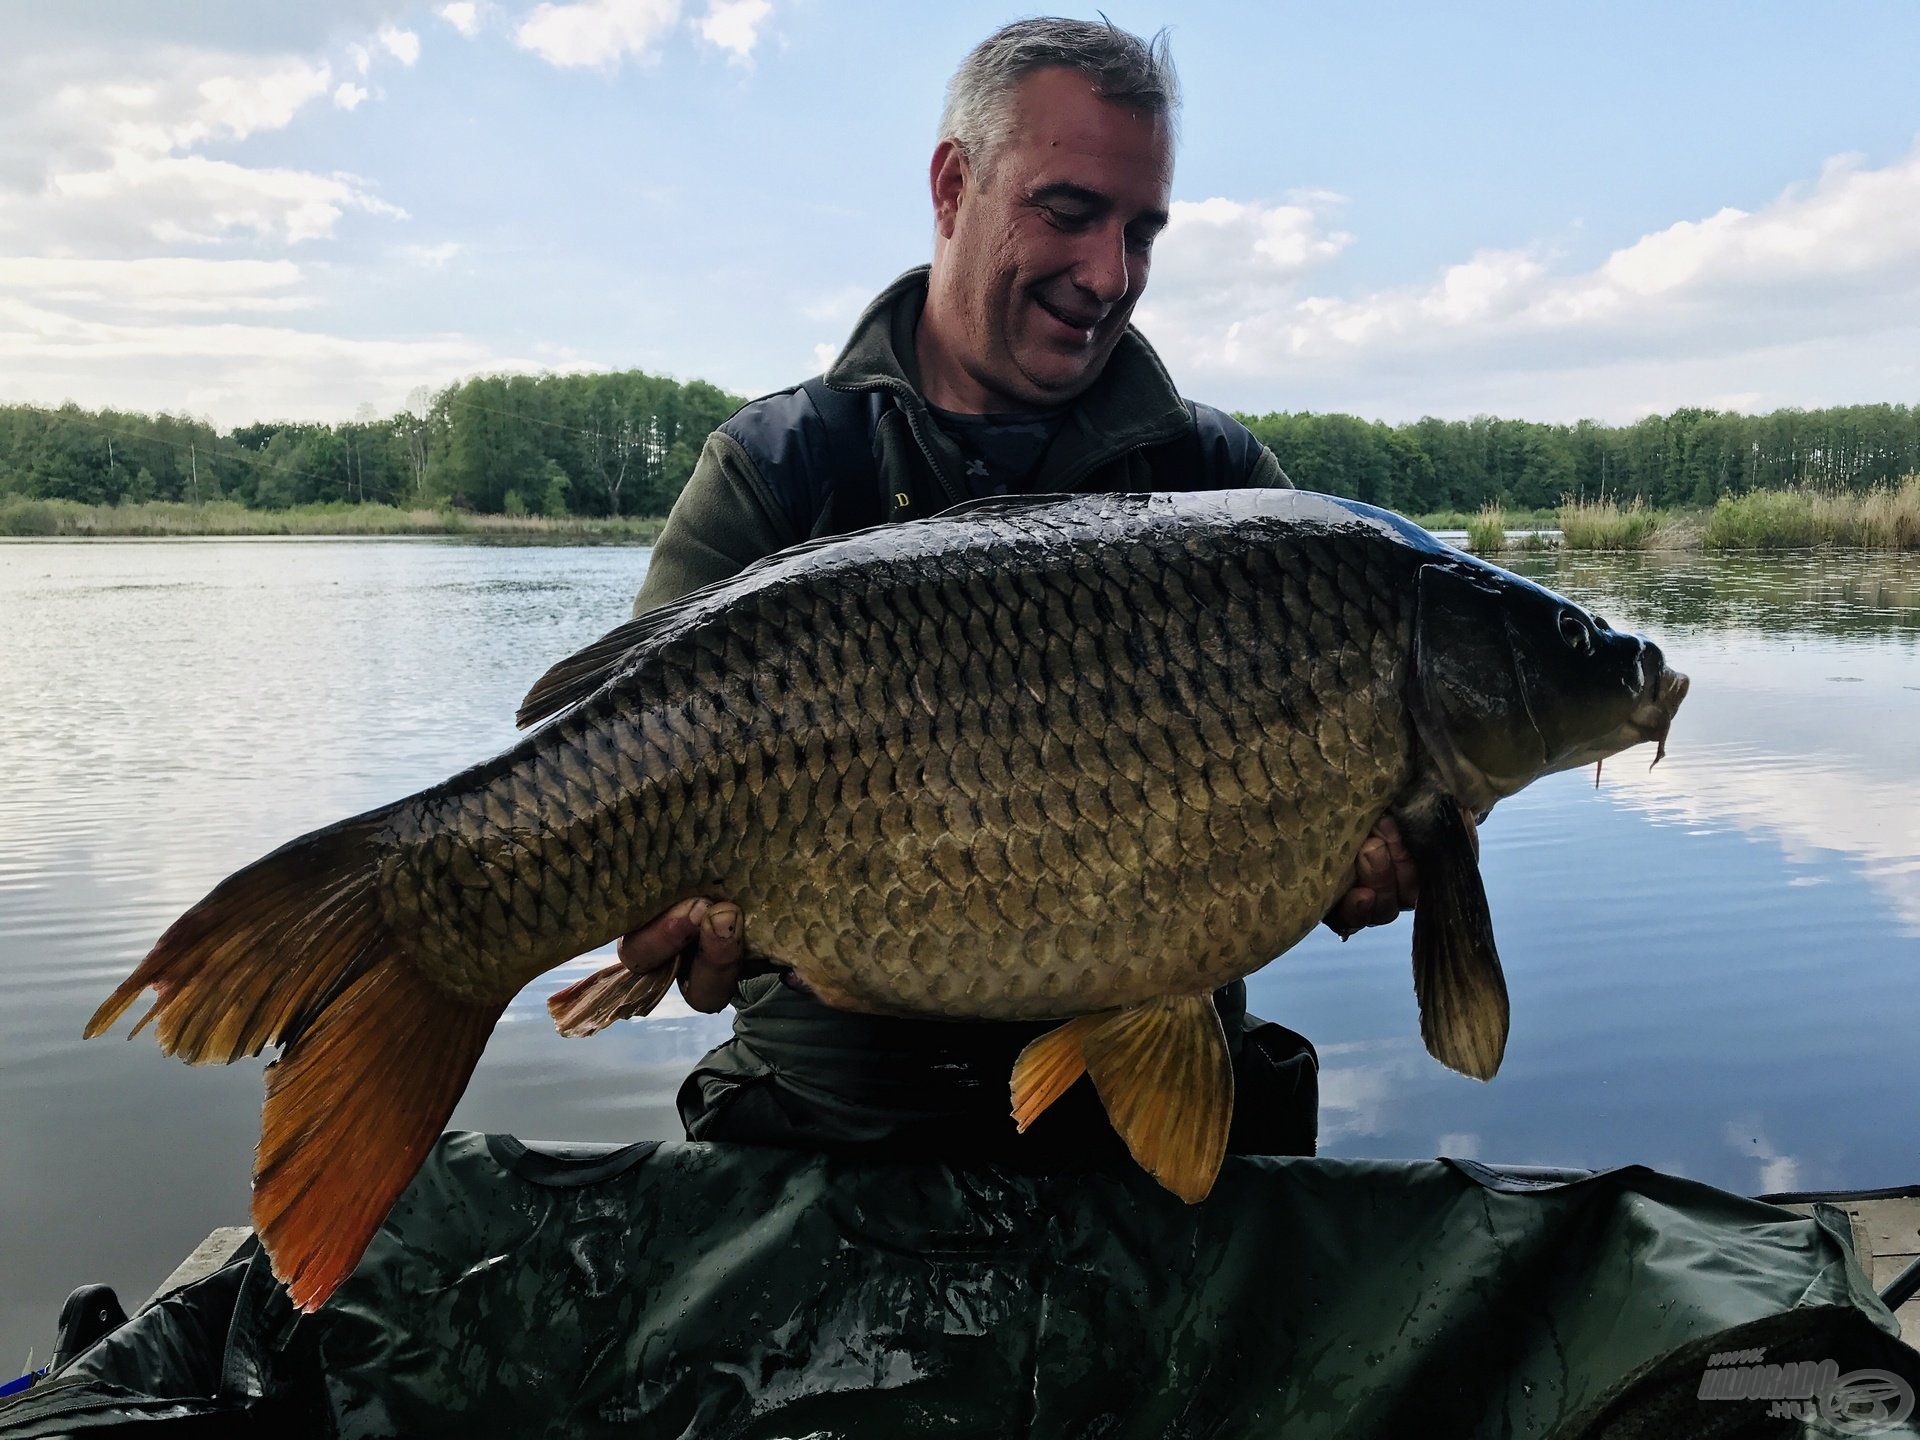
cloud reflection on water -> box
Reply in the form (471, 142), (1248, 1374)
(1513, 552), (1920, 934)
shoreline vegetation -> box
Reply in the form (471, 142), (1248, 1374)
(5, 377), (1918, 548)
(0, 497), (667, 542)
(4, 481), (1917, 550)
(1450, 477), (1920, 553)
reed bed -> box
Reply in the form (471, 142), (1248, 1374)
(1409, 506), (1558, 532)
(1465, 506), (1507, 554)
(1700, 478), (1920, 550)
(1557, 498), (1666, 551)
(0, 498), (667, 542)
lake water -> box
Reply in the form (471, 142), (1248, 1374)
(2, 538), (1917, 1368)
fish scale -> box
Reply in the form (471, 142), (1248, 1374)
(373, 498), (1419, 1020)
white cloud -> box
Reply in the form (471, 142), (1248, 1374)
(378, 25), (422, 66)
(0, 289), (590, 426)
(397, 240), (467, 268)
(48, 58), (336, 160)
(695, 0), (771, 62)
(515, 0), (682, 69)
(0, 257), (308, 313)
(50, 151), (402, 245)
(1137, 194), (1351, 357)
(0, 25), (552, 430)
(437, 2), (482, 36)
(0, 46), (408, 251)
(1139, 142), (1920, 422)
(1725, 1119), (1802, 1195)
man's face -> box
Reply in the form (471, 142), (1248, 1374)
(929, 65), (1173, 410)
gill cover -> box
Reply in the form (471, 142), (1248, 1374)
(1409, 563), (1545, 815)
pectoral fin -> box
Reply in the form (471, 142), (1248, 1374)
(1409, 800), (1510, 1080)
(1013, 995), (1233, 1203)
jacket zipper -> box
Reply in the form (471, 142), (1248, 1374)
(830, 377), (1189, 504)
(827, 376), (966, 508)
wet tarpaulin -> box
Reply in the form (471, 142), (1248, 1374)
(4, 1133), (1916, 1439)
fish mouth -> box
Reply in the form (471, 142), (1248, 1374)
(1629, 667), (1690, 766)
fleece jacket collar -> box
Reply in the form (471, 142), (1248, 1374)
(822, 265), (1192, 491)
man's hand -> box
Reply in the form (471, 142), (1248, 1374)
(617, 896), (744, 1012)
(1325, 816), (1418, 938)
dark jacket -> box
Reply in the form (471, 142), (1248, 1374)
(634, 266), (1290, 616)
(637, 265), (1320, 1163)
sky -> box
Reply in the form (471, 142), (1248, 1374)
(3, 0), (1919, 429)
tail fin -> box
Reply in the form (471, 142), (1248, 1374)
(86, 817), (388, 1060)
(86, 817), (504, 1311)
(255, 959), (497, 1310)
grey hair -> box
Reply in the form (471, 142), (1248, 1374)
(938, 17), (1180, 176)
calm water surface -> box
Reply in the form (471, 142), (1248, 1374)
(2, 538), (1916, 1366)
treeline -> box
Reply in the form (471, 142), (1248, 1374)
(1239, 403), (1920, 511)
(3, 383), (1916, 519)
(0, 370), (741, 518)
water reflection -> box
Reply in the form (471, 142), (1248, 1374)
(0, 539), (1915, 1371)
(1510, 552), (1920, 935)
(1524, 550), (1920, 640)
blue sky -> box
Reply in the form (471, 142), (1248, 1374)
(3, 1), (1919, 426)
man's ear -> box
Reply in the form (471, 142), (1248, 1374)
(929, 139), (968, 239)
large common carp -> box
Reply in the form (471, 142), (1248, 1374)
(89, 490), (1687, 1310)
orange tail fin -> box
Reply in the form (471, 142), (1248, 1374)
(255, 959), (497, 1310)
(86, 815), (503, 1311)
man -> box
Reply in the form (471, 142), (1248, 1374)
(610, 18), (1414, 1162)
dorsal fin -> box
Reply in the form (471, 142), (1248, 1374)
(518, 493), (1124, 730)
(515, 608), (679, 729)
(517, 523), (901, 729)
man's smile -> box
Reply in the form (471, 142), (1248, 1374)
(1032, 291), (1104, 342)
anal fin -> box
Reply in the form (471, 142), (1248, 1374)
(1409, 799), (1510, 1080)
(1009, 1014), (1104, 1131)
(1014, 996), (1233, 1204)
(548, 960), (676, 1038)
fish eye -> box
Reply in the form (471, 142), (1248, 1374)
(1557, 610), (1593, 654)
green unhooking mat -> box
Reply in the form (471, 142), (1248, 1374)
(5, 1133), (1916, 1438)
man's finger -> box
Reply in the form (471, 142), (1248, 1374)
(1327, 886), (1376, 937)
(679, 901), (744, 1012)
(616, 896), (709, 975)
(1369, 817), (1418, 913)
(1352, 834), (1391, 893)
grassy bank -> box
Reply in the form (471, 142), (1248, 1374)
(1458, 478), (1920, 552)
(10, 482), (1918, 551)
(0, 498), (668, 543)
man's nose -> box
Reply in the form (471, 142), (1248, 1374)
(1073, 223), (1132, 307)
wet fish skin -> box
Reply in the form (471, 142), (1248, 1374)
(385, 492), (1419, 1019)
